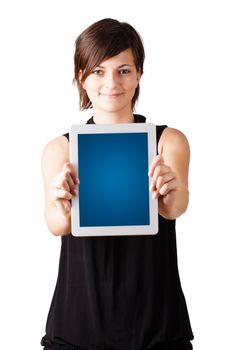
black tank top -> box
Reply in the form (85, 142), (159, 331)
(41, 114), (193, 350)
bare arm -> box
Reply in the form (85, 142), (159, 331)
(41, 136), (79, 236)
(149, 127), (190, 220)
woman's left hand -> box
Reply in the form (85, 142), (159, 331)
(148, 154), (180, 199)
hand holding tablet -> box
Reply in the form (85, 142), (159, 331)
(70, 122), (158, 237)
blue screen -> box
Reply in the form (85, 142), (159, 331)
(78, 133), (150, 227)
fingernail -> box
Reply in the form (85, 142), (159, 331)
(73, 186), (78, 194)
(64, 202), (69, 211)
(150, 184), (153, 191)
(152, 192), (157, 199)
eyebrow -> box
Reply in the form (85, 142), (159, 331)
(97, 64), (134, 69)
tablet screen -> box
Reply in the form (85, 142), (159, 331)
(70, 122), (158, 236)
(78, 132), (149, 227)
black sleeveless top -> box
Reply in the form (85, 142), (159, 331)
(41, 115), (193, 350)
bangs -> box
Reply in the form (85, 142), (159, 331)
(81, 32), (132, 81)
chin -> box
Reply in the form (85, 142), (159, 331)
(103, 108), (126, 115)
(102, 103), (131, 113)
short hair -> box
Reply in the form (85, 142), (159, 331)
(73, 18), (145, 110)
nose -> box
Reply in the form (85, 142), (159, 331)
(103, 71), (119, 89)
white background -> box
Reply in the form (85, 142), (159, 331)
(0, 1), (232, 349)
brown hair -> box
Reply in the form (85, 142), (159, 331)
(73, 18), (145, 110)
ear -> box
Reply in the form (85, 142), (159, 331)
(78, 70), (86, 90)
(136, 69), (142, 85)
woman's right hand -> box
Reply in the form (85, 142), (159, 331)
(49, 162), (80, 217)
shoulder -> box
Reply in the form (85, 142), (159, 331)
(158, 126), (190, 156)
(42, 135), (68, 159)
(41, 135), (69, 172)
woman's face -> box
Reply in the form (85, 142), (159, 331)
(82, 48), (141, 117)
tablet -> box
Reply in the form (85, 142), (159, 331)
(70, 122), (158, 237)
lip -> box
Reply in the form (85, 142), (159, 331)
(100, 93), (123, 97)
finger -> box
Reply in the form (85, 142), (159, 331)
(151, 189), (160, 200)
(62, 162), (78, 181)
(63, 172), (80, 195)
(50, 188), (72, 201)
(158, 178), (179, 196)
(62, 171), (75, 191)
(151, 164), (171, 183)
(66, 173), (80, 192)
(51, 175), (69, 192)
(148, 155), (164, 177)
(70, 184), (78, 196)
(149, 165), (172, 194)
(53, 172), (76, 192)
(150, 171), (176, 193)
(56, 199), (71, 216)
(63, 165), (80, 190)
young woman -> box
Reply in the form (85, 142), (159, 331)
(41, 18), (194, 350)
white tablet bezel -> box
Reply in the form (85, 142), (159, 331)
(70, 122), (158, 237)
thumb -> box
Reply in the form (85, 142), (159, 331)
(56, 199), (71, 216)
(148, 154), (164, 177)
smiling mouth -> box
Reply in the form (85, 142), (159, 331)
(100, 93), (123, 97)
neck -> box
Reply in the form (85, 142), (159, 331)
(92, 109), (135, 124)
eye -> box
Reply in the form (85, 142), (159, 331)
(119, 69), (130, 75)
(92, 69), (103, 75)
